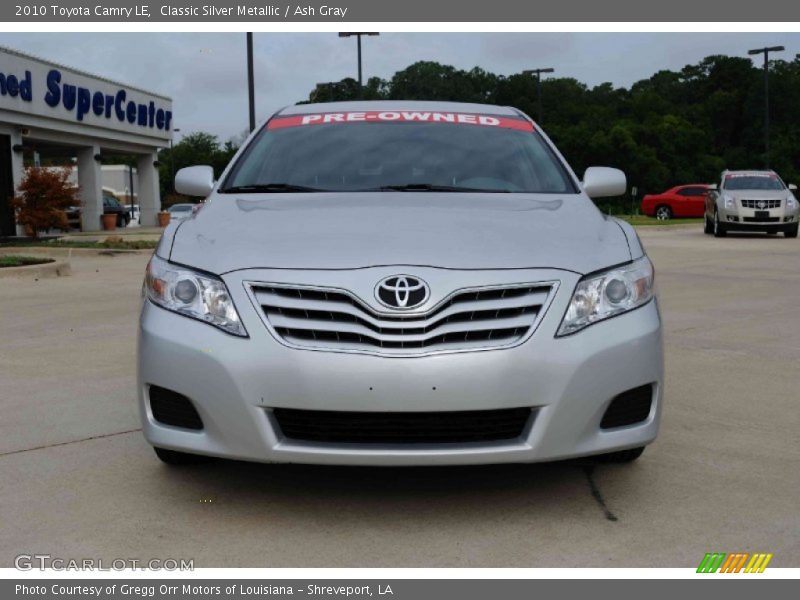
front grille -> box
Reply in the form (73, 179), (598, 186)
(743, 216), (780, 223)
(272, 407), (535, 444)
(252, 283), (552, 355)
(741, 199), (782, 209)
(600, 384), (653, 429)
(149, 385), (204, 430)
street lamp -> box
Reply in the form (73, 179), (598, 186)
(522, 68), (555, 123)
(170, 128), (181, 194)
(246, 32), (256, 132)
(338, 32), (379, 95)
(748, 45), (784, 168)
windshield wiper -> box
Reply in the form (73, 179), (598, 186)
(377, 183), (510, 193)
(221, 183), (325, 193)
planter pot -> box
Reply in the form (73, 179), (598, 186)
(157, 212), (171, 227)
(101, 213), (117, 231)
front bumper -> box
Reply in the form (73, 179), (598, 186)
(138, 266), (664, 466)
(718, 204), (799, 230)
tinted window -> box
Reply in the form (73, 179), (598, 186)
(678, 187), (706, 196)
(724, 176), (784, 191)
(223, 121), (576, 194)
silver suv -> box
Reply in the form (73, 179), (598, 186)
(138, 101), (663, 467)
(705, 170), (800, 238)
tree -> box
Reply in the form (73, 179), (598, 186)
(10, 167), (80, 238)
(157, 132), (241, 201)
(292, 54), (800, 205)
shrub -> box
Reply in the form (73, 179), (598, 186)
(10, 167), (80, 238)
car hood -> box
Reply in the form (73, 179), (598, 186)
(723, 189), (790, 200)
(167, 193), (633, 274)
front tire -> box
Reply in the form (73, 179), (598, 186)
(785, 223), (799, 238)
(703, 213), (714, 234)
(598, 446), (646, 463)
(154, 447), (214, 465)
(655, 205), (672, 220)
(713, 209), (727, 237)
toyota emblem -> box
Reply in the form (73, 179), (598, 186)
(375, 275), (429, 310)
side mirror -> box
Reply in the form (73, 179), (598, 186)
(789, 183), (797, 191)
(582, 167), (626, 198)
(175, 166), (215, 197)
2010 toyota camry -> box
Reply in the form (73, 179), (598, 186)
(139, 101), (663, 467)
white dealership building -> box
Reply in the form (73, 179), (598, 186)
(0, 46), (173, 235)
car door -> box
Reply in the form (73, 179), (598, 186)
(675, 187), (705, 217)
(686, 187), (708, 217)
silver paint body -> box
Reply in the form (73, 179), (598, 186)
(138, 101), (664, 465)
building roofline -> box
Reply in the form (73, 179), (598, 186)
(0, 45), (172, 102)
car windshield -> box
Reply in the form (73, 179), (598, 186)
(170, 205), (193, 212)
(221, 114), (577, 194)
(724, 175), (785, 191)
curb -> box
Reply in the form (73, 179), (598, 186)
(0, 259), (71, 279)
(0, 246), (147, 256)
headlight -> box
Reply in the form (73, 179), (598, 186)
(723, 194), (736, 210)
(557, 256), (655, 336)
(144, 255), (247, 337)
(787, 195), (798, 210)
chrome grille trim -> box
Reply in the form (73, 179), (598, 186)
(741, 199), (782, 209)
(246, 281), (557, 357)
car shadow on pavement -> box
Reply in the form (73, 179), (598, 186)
(148, 455), (633, 524)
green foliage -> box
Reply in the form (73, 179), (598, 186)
(2, 239), (158, 250)
(156, 132), (240, 199)
(0, 255), (54, 268)
(299, 55), (800, 200)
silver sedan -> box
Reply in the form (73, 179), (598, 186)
(138, 101), (663, 467)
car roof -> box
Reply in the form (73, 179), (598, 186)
(277, 100), (523, 118)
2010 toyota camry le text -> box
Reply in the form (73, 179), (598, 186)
(138, 101), (664, 467)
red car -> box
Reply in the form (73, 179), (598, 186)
(641, 184), (711, 220)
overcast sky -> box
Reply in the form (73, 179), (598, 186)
(1, 32), (798, 142)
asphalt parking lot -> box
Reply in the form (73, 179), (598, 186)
(1, 226), (798, 568)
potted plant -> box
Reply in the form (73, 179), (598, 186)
(101, 213), (117, 230)
(157, 211), (171, 227)
(10, 166), (80, 239)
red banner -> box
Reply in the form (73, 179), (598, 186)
(267, 111), (535, 132)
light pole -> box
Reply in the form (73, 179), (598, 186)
(338, 32), (379, 95)
(246, 33), (256, 132)
(522, 68), (555, 123)
(748, 45), (784, 168)
(170, 128), (181, 194)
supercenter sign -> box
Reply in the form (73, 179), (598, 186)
(0, 47), (172, 141)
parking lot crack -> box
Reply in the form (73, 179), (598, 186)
(0, 428), (141, 458)
(582, 465), (619, 522)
